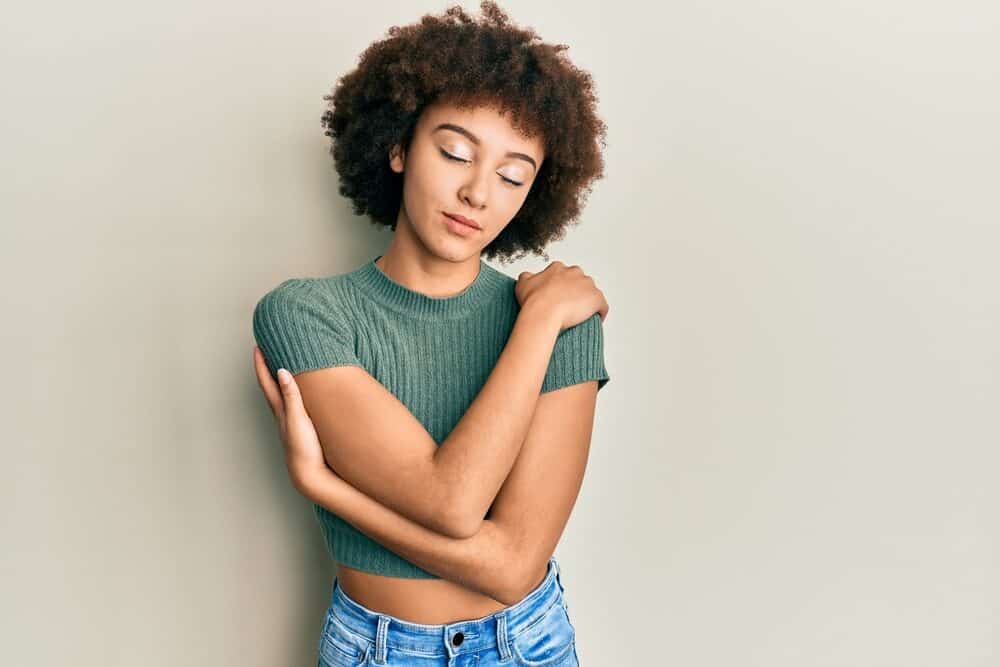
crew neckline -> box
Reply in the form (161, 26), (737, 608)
(346, 254), (508, 319)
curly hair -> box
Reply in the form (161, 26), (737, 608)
(320, 1), (607, 263)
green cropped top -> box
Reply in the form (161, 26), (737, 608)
(252, 254), (610, 578)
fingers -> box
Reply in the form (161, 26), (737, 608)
(253, 346), (284, 419)
(275, 368), (307, 423)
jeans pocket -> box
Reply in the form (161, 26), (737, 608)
(509, 602), (577, 667)
(318, 612), (373, 667)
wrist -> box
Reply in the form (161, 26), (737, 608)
(517, 297), (562, 336)
(294, 467), (340, 503)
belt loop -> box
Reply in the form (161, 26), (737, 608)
(373, 614), (389, 664)
(494, 611), (512, 661)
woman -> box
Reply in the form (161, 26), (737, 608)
(252, 3), (611, 665)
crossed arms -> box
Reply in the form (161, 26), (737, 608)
(287, 305), (602, 605)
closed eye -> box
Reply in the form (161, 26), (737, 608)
(439, 148), (524, 187)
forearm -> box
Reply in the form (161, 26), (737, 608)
(306, 469), (526, 606)
(433, 302), (561, 535)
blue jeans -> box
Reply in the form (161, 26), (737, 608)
(317, 557), (580, 666)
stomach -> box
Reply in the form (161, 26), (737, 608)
(335, 562), (541, 624)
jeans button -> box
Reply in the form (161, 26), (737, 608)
(452, 631), (464, 647)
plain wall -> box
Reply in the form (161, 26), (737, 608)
(1, 1), (997, 665)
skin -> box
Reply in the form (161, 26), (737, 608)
(252, 99), (609, 622)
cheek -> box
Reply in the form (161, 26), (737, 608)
(400, 166), (437, 213)
(406, 157), (454, 201)
(502, 188), (531, 216)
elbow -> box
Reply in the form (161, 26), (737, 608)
(420, 505), (473, 540)
(435, 481), (484, 539)
(496, 560), (537, 607)
(480, 526), (538, 606)
(443, 511), (483, 540)
(499, 548), (548, 606)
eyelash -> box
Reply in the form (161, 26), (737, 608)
(439, 148), (524, 187)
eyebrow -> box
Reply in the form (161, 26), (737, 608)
(432, 123), (538, 171)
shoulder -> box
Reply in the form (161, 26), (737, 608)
(484, 262), (518, 286)
(253, 277), (323, 327)
(559, 311), (604, 339)
(552, 312), (607, 367)
(253, 274), (357, 319)
(251, 276), (362, 377)
(252, 274), (363, 345)
(254, 276), (314, 307)
(543, 312), (611, 393)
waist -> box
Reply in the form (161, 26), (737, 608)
(329, 557), (567, 658)
(335, 562), (545, 624)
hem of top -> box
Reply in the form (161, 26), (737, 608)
(316, 516), (442, 578)
(331, 561), (443, 579)
(541, 373), (611, 394)
(284, 360), (364, 376)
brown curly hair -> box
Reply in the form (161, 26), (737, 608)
(320, 1), (607, 263)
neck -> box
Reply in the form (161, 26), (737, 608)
(376, 224), (484, 298)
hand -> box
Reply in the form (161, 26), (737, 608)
(515, 260), (610, 331)
(252, 345), (338, 497)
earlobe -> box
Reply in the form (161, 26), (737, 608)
(389, 144), (405, 173)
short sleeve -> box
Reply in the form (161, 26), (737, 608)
(540, 312), (611, 394)
(252, 278), (362, 381)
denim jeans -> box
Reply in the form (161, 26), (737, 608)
(317, 557), (580, 666)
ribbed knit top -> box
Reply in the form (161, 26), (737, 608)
(252, 254), (610, 578)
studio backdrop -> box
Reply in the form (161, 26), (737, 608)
(1, 1), (997, 665)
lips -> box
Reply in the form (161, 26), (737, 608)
(444, 212), (481, 229)
(442, 212), (480, 237)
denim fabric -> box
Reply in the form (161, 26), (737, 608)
(317, 557), (580, 666)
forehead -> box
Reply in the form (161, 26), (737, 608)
(418, 100), (545, 157)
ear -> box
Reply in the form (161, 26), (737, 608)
(389, 143), (405, 173)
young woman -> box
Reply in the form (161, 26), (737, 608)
(252, 3), (610, 665)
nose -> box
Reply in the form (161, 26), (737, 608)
(458, 169), (488, 210)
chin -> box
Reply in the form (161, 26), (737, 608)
(445, 245), (486, 264)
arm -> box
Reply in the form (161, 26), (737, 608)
(301, 379), (599, 606)
(255, 281), (563, 539)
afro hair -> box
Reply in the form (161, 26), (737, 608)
(320, 1), (607, 263)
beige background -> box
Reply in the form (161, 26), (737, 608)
(2, 1), (997, 665)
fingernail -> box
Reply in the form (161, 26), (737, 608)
(278, 368), (290, 385)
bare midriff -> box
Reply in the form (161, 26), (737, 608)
(335, 562), (549, 625)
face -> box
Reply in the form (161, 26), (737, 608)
(388, 100), (545, 260)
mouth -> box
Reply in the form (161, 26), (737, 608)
(442, 212), (481, 237)
(443, 212), (482, 230)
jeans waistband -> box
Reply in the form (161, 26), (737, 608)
(328, 556), (567, 661)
